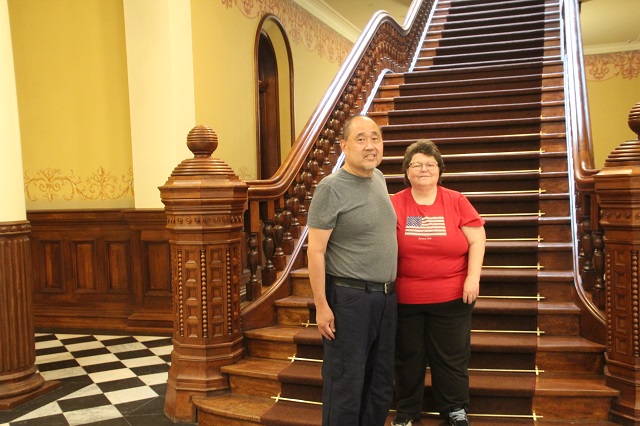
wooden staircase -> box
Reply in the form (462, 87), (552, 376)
(194, 0), (619, 424)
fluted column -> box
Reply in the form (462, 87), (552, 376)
(594, 102), (640, 424)
(160, 125), (247, 422)
(0, 0), (59, 409)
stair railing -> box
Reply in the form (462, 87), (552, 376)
(240, 0), (435, 330)
(560, 0), (604, 324)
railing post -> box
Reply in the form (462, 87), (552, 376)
(159, 125), (248, 422)
(593, 102), (640, 425)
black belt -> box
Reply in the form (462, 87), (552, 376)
(330, 276), (395, 295)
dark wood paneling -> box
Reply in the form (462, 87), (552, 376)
(27, 209), (172, 334)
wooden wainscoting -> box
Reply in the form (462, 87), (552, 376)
(27, 209), (172, 335)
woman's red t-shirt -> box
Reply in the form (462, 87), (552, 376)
(391, 186), (485, 304)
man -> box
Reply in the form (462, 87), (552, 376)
(307, 114), (398, 425)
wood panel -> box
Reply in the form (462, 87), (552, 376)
(27, 209), (172, 334)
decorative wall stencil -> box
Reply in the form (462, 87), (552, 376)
(584, 50), (640, 81)
(24, 166), (134, 201)
(222, 0), (351, 63)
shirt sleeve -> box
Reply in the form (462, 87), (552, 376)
(307, 182), (341, 230)
(457, 193), (485, 227)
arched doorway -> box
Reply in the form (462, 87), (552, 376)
(257, 32), (280, 179)
(255, 16), (294, 180)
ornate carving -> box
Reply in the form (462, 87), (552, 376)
(201, 249), (208, 338)
(0, 221), (31, 235)
(177, 249), (184, 337)
(633, 251), (639, 357)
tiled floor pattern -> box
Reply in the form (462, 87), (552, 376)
(0, 333), (195, 426)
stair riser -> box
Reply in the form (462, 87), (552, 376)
(198, 413), (260, 426)
(430, 30), (558, 48)
(417, 50), (557, 67)
(292, 278), (312, 297)
(388, 106), (546, 123)
(277, 307), (310, 327)
(536, 351), (605, 374)
(422, 39), (556, 58)
(382, 122), (547, 140)
(539, 223), (572, 242)
(472, 315), (537, 331)
(246, 340), (296, 361)
(229, 376), (281, 399)
(533, 396), (614, 420)
(479, 282), (538, 298)
(538, 314), (579, 336)
(538, 280), (574, 303)
(404, 65), (557, 84)
(539, 251), (572, 270)
(393, 92), (546, 110)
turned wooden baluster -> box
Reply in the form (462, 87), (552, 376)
(281, 205), (294, 255)
(246, 232), (260, 300)
(272, 209), (286, 271)
(591, 228), (604, 310)
(261, 220), (276, 286)
(286, 187), (301, 239)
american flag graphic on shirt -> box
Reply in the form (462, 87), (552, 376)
(405, 216), (447, 237)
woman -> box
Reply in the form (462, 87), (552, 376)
(390, 140), (486, 426)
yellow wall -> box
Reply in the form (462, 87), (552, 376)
(8, 0), (349, 209)
(584, 50), (640, 168)
(190, 0), (349, 181)
(9, 0), (134, 209)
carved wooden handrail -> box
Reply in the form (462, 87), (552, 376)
(561, 0), (604, 323)
(241, 0), (435, 330)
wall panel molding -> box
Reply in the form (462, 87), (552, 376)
(27, 209), (172, 334)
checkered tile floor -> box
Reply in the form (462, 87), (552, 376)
(0, 333), (194, 426)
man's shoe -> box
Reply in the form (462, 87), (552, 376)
(448, 408), (470, 426)
(391, 415), (413, 426)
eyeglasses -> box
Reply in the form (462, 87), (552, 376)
(408, 162), (439, 171)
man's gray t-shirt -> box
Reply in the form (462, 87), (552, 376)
(307, 168), (397, 283)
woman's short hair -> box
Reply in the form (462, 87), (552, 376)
(402, 139), (445, 186)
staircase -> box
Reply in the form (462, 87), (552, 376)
(194, 0), (619, 424)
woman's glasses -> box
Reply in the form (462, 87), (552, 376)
(408, 162), (438, 171)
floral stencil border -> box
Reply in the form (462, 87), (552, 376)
(584, 50), (640, 81)
(222, 0), (351, 63)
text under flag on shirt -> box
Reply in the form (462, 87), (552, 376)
(405, 216), (447, 237)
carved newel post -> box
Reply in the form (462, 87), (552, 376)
(594, 102), (640, 425)
(159, 125), (248, 422)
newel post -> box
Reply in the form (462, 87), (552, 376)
(594, 102), (640, 425)
(159, 125), (247, 422)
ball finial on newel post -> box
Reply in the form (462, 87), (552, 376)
(186, 124), (218, 158)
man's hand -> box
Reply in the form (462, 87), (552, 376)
(316, 303), (336, 340)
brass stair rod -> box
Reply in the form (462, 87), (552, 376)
(480, 211), (544, 217)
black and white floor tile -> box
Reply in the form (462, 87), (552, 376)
(0, 333), (194, 426)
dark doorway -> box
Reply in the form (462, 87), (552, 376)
(257, 32), (281, 179)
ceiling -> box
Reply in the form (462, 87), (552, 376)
(321, 0), (640, 54)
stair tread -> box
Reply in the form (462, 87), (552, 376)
(244, 325), (304, 342)
(221, 357), (291, 378)
(193, 394), (274, 421)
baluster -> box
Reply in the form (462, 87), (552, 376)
(272, 209), (286, 271)
(580, 216), (595, 291)
(592, 229), (605, 310)
(295, 180), (308, 226)
(281, 205), (294, 255)
(308, 151), (320, 189)
(315, 145), (326, 180)
(261, 220), (276, 286)
(246, 232), (260, 300)
(286, 188), (301, 238)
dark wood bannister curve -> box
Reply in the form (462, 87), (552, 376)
(240, 0), (435, 330)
